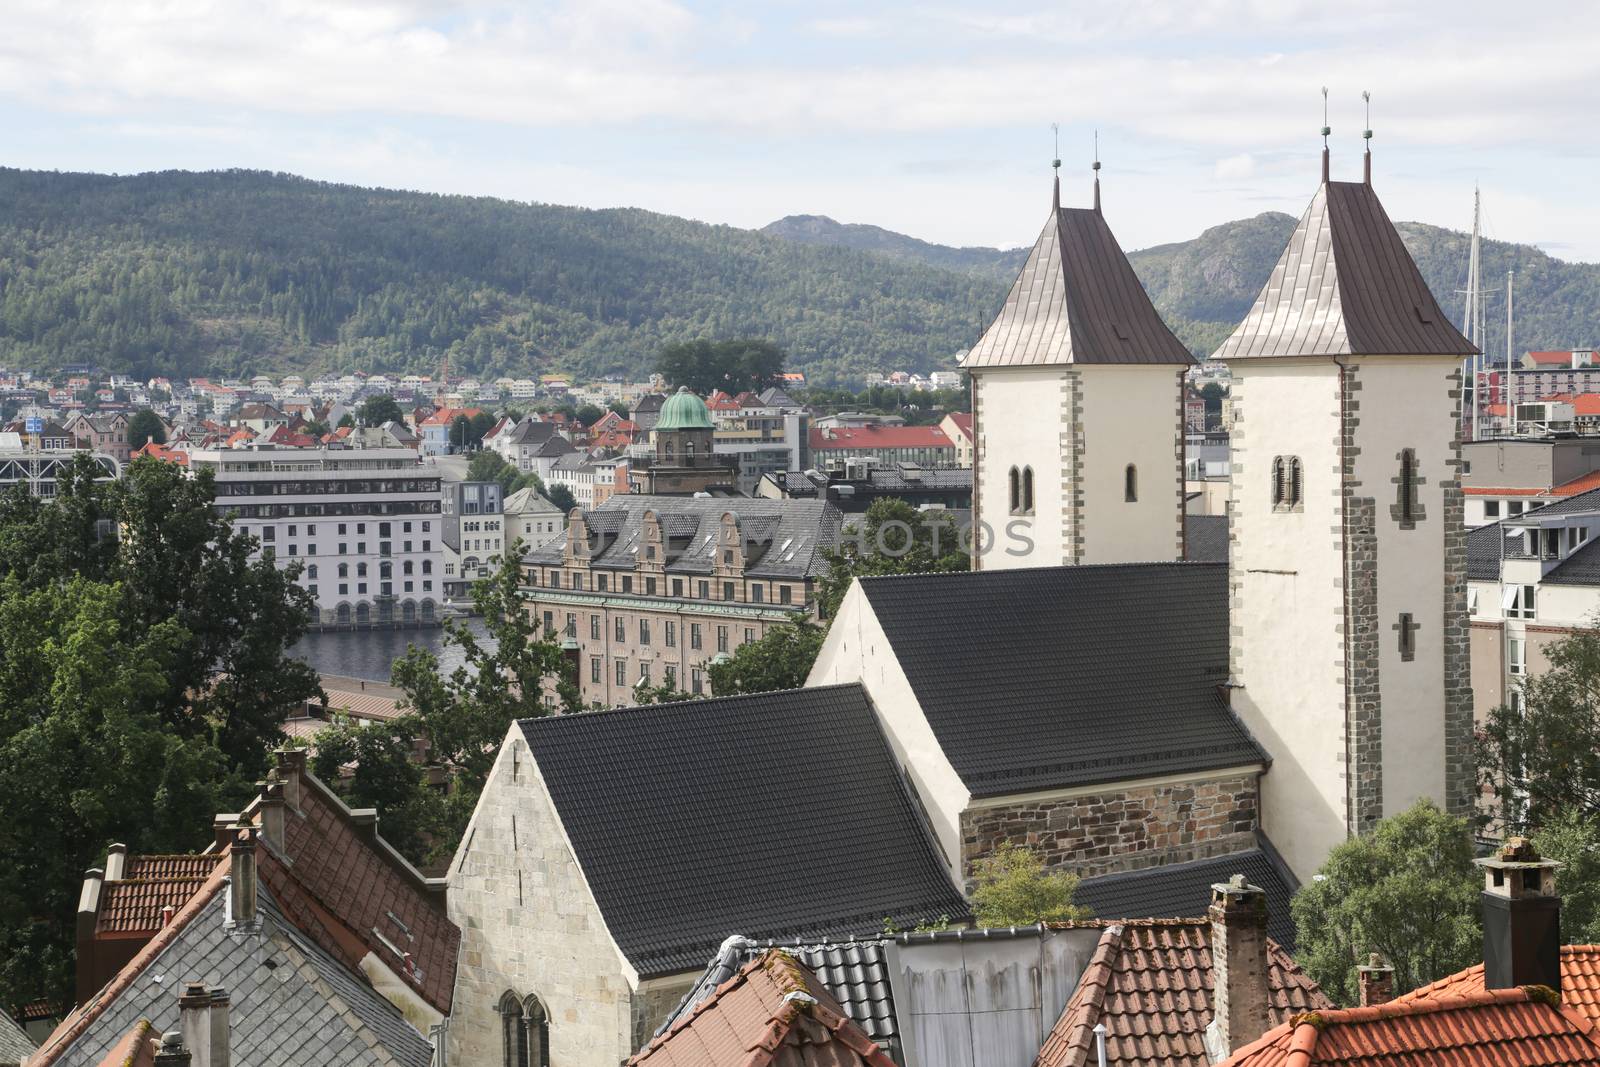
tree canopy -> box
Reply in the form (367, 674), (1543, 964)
(126, 408), (166, 448)
(818, 498), (969, 618)
(706, 620), (825, 696)
(1291, 800), (1481, 1005)
(656, 339), (786, 396)
(356, 393), (404, 427)
(969, 844), (1091, 927)
(0, 455), (319, 1008)
(466, 449), (545, 497)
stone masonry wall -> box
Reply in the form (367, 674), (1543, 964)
(1340, 366), (1383, 838)
(446, 731), (638, 1067)
(959, 772), (1261, 882)
(1441, 367), (1476, 815)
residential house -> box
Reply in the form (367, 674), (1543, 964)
(940, 411), (974, 467)
(418, 406), (483, 456)
(64, 413), (131, 465)
(521, 494), (839, 705)
(444, 685), (970, 1067)
(503, 486), (565, 549)
(808, 424), (956, 469)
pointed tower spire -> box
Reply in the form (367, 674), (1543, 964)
(1052, 122), (1062, 211)
(1321, 87), (1331, 183)
(1092, 130), (1102, 214)
(1362, 90), (1373, 185)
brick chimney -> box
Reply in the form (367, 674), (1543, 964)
(1476, 837), (1562, 992)
(1357, 953), (1394, 1006)
(227, 818), (258, 929)
(177, 983), (230, 1067)
(153, 1030), (191, 1067)
(1203, 875), (1271, 1064)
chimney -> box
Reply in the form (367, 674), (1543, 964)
(256, 775), (285, 849)
(75, 866), (106, 1006)
(178, 983), (231, 1067)
(1476, 837), (1562, 992)
(1203, 875), (1271, 1063)
(104, 843), (128, 882)
(275, 746), (307, 810)
(1357, 953), (1394, 1006)
(227, 818), (258, 929)
(153, 1030), (191, 1067)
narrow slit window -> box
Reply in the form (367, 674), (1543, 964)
(1008, 466), (1020, 515)
(1124, 464), (1138, 503)
(1022, 466), (1034, 514)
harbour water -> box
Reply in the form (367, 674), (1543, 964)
(291, 618), (493, 682)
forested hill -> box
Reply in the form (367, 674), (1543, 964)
(769, 210), (1600, 360)
(0, 168), (1005, 384)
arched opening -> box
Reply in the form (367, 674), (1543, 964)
(1022, 466), (1034, 515)
(355, 601), (371, 625)
(420, 598), (437, 622)
(1008, 466), (1020, 515)
(1272, 456), (1286, 507)
(498, 991), (550, 1067)
(1289, 457), (1303, 507)
(401, 599), (418, 622)
(335, 602), (351, 625)
(1124, 464), (1138, 503)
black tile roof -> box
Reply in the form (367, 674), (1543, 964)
(1467, 522), (1512, 582)
(1542, 536), (1600, 585)
(858, 564), (1265, 797)
(1506, 485), (1600, 519)
(1075, 844), (1300, 951)
(519, 684), (969, 979)
(1185, 514), (1229, 563)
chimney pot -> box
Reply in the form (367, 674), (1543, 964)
(1357, 952), (1395, 1006)
(227, 818), (259, 929)
(153, 1030), (191, 1067)
(256, 777), (286, 849)
(1203, 876), (1272, 1063)
(1476, 838), (1562, 992)
(177, 983), (230, 1067)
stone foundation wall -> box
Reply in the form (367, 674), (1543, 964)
(959, 772), (1261, 882)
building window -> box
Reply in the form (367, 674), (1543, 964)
(665, 665), (677, 689)
(691, 623), (703, 650)
(1508, 635), (1527, 677)
(717, 625), (729, 653)
(646, 576), (656, 596)
(639, 662), (651, 686)
(723, 581), (735, 601)
(1509, 501), (1525, 517)
(615, 659), (627, 685)
(744, 627), (754, 645)
(1396, 612), (1417, 661)
(1485, 500), (1501, 519)
(338, 563), (349, 579)
(639, 619), (651, 645)
(597, 573), (608, 591)
(565, 613), (576, 638)
(691, 668), (703, 694)
(308, 565), (318, 580)
(622, 575), (633, 593)
(590, 657), (601, 683)
(615, 618), (626, 642)
(779, 584), (792, 605)
(422, 560), (432, 575)
(673, 578), (683, 596)
(498, 992), (549, 1067)
(751, 584), (764, 604)
(1008, 466), (1020, 515)
(1124, 464), (1137, 503)
(1022, 467), (1034, 514)
(1505, 584), (1537, 620)
(665, 620), (677, 647)
(590, 615), (601, 640)
(1394, 448), (1424, 527)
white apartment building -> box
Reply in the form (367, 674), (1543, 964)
(442, 480), (505, 601)
(190, 446), (445, 628)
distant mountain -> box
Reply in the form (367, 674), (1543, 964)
(761, 215), (1028, 281)
(0, 169), (1005, 386)
(767, 209), (1600, 360)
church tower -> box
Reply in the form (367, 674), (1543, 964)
(1217, 139), (1478, 879)
(963, 167), (1194, 569)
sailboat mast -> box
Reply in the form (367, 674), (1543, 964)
(1463, 188), (1482, 440)
(1507, 270), (1516, 435)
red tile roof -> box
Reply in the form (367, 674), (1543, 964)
(1219, 987), (1600, 1066)
(130, 442), (189, 466)
(629, 949), (896, 1067)
(95, 1018), (156, 1067)
(1531, 351), (1582, 366)
(809, 425), (954, 450)
(1395, 945), (1600, 1028)
(944, 412), (974, 441)
(95, 855), (222, 936)
(1035, 919), (1331, 1067)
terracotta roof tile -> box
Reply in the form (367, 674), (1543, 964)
(94, 1018), (156, 1067)
(809, 425), (954, 451)
(1220, 987), (1600, 1066)
(1035, 919), (1330, 1067)
(1395, 946), (1600, 1029)
(94, 855), (222, 936)
(629, 950), (897, 1067)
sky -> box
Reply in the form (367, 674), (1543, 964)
(3, 0), (1598, 260)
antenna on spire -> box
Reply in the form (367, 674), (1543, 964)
(1051, 122), (1062, 210)
(1362, 90), (1373, 184)
(1092, 129), (1102, 214)
(1320, 87), (1331, 183)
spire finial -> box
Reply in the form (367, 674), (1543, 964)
(1092, 129), (1102, 214)
(1362, 90), (1373, 184)
(1051, 122), (1061, 210)
(1320, 87), (1331, 183)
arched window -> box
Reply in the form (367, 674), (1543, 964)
(422, 559), (433, 575)
(357, 562), (368, 578)
(1008, 466), (1021, 515)
(1124, 464), (1138, 503)
(499, 991), (550, 1067)
(403, 560), (414, 575)
(1398, 449), (1417, 523)
(379, 561), (392, 580)
(1289, 457), (1303, 507)
(1272, 457), (1287, 507)
(307, 564), (318, 580)
(1022, 467), (1034, 515)
(337, 563), (349, 579)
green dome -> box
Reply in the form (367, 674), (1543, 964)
(656, 386), (714, 431)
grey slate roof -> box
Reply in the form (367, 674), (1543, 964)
(962, 185), (1193, 369)
(1467, 522), (1513, 582)
(857, 564), (1265, 797)
(0, 1006), (33, 1067)
(525, 494), (841, 580)
(518, 684), (970, 979)
(1184, 514), (1228, 563)
(1214, 177), (1476, 360)
(1075, 845), (1300, 951)
(49, 891), (432, 1067)
(1542, 537), (1600, 586)
(1505, 485), (1600, 520)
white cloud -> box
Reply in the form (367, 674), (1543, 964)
(1215, 153), (1256, 180)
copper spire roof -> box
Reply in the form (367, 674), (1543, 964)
(961, 183), (1194, 369)
(1214, 175), (1477, 360)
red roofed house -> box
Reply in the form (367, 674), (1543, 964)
(808, 424), (956, 468)
(940, 411), (974, 467)
(628, 949), (895, 1067)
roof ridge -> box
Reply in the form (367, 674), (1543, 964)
(859, 560), (1222, 583)
(1307, 985), (1537, 1028)
(519, 681), (867, 726)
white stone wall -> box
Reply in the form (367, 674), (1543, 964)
(972, 366), (1068, 569)
(1226, 360), (1348, 880)
(1077, 366), (1184, 563)
(806, 583), (970, 883)
(446, 725), (638, 1067)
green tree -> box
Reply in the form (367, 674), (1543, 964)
(466, 411), (497, 447)
(969, 844), (1091, 927)
(1291, 800), (1481, 1005)
(574, 403), (604, 428)
(126, 408), (166, 448)
(467, 449), (516, 491)
(356, 394), (404, 427)
(818, 499), (969, 618)
(388, 541), (573, 861)
(707, 620), (825, 696)
(545, 484), (577, 514)
(309, 714), (444, 864)
(607, 399), (630, 418)
(304, 417), (330, 439)
(1531, 808), (1600, 945)
(1477, 622), (1600, 832)
(337, 412), (355, 429)
(657, 339), (786, 396)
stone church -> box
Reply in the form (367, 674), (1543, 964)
(443, 143), (1479, 1065)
